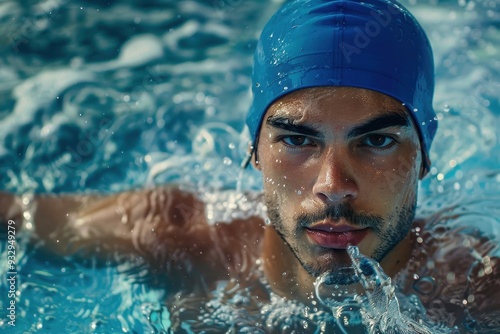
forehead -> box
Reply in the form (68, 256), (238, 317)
(265, 87), (409, 124)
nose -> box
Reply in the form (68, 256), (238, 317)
(312, 148), (359, 203)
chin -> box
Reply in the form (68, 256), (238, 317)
(303, 249), (353, 278)
(322, 268), (360, 286)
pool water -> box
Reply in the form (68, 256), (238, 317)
(0, 0), (499, 332)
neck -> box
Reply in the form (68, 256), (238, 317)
(260, 224), (417, 304)
(261, 227), (316, 303)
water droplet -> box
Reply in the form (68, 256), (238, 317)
(413, 276), (436, 295)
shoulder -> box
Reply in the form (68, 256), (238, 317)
(399, 214), (500, 332)
(146, 187), (266, 269)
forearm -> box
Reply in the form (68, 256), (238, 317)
(1, 186), (211, 258)
(0, 187), (264, 266)
(0, 191), (23, 223)
(1, 190), (103, 254)
(1, 189), (148, 255)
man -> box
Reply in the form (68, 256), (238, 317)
(1, 0), (499, 332)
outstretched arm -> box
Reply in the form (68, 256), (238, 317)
(0, 191), (23, 224)
(0, 187), (211, 259)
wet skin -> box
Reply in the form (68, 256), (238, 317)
(1, 87), (499, 332)
(254, 86), (424, 301)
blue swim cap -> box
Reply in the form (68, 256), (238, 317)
(246, 0), (436, 170)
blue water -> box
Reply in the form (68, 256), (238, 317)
(0, 0), (499, 332)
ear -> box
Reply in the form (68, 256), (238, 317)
(250, 148), (261, 171)
(419, 161), (428, 179)
(251, 157), (261, 170)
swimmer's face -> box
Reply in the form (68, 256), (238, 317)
(254, 87), (423, 282)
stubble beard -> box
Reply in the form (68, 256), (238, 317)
(264, 193), (417, 285)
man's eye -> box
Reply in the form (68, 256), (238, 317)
(363, 135), (394, 148)
(282, 135), (312, 147)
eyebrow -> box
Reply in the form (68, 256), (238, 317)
(266, 116), (322, 137)
(266, 112), (410, 138)
(347, 113), (410, 138)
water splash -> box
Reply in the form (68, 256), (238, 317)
(314, 246), (454, 334)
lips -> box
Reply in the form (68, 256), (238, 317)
(305, 223), (369, 249)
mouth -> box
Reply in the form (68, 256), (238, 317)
(305, 223), (369, 249)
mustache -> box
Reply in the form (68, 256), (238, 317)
(297, 203), (384, 234)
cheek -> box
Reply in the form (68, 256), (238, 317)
(373, 148), (420, 189)
(259, 143), (302, 188)
(361, 151), (420, 212)
(260, 163), (309, 221)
